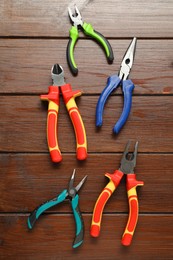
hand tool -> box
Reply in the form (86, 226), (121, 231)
(40, 64), (87, 163)
(67, 5), (114, 75)
(90, 141), (144, 246)
(96, 37), (137, 134)
(27, 169), (87, 248)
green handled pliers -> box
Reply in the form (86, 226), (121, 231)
(67, 5), (114, 75)
(27, 169), (87, 248)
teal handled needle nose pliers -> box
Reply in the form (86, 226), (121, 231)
(67, 5), (114, 75)
(27, 169), (87, 248)
(96, 37), (137, 134)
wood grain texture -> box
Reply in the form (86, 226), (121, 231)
(0, 154), (172, 213)
(0, 0), (173, 258)
(0, 215), (173, 260)
(0, 96), (173, 152)
(0, 39), (173, 94)
(1, 0), (173, 37)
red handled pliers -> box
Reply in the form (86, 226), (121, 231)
(90, 141), (144, 246)
(40, 64), (87, 163)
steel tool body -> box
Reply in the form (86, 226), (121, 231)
(90, 141), (144, 246)
(40, 64), (87, 163)
(96, 37), (137, 134)
(67, 5), (114, 75)
(28, 169), (87, 248)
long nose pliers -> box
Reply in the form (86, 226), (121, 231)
(90, 141), (144, 246)
(27, 169), (87, 248)
(96, 37), (137, 134)
(67, 5), (114, 75)
(40, 64), (87, 163)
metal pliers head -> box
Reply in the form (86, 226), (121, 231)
(119, 140), (138, 174)
(68, 5), (83, 28)
(51, 64), (65, 86)
(68, 169), (87, 199)
(119, 37), (137, 80)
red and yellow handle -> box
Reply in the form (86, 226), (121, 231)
(61, 84), (87, 161)
(121, 174), (144, 246)
(90, 170), (124, 237)
(40, 86), (62, 163)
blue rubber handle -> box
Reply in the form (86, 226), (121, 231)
(113, 79), (135, 134)
(71, 194), (84, 248)
(96, 75), (121, 127)
(27, 189), (67, 229)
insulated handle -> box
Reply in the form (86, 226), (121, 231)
(66, 26), (79, 75)
(27, 189), (67, 229)
(71, 194), (84, 248)
(90, 170), (123, 237)
(113, 79), (134, 134)
(83, 22), (114, 63)
(96, 75), (121, 127)
(40, 86), (62, 163)
(121, 174), (144, 246)
(61, 84), (87, 161)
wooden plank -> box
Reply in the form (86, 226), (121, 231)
(0, 215), (173, 259)
(1, 0), (173, 37)
(0, 39), (173, 94)
(0, 154), (173, 213)
(0, 96), (173, 153)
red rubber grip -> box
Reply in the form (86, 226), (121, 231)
(121, 174), (144, 246)
(61, 84), (87, 161)
(91, 170), (124, 237)
(40, 86), (62, 163)
(121, 195), (138, 246)
(91, 187), (113, 237)
(69, 108), (87, 160)
(47, 108), (62, 162)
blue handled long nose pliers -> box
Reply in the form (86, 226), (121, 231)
(27, 169), (87, 248)
(96, 37), (137, 134)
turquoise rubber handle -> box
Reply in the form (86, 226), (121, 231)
(71, 194), (84, 248)
(27, 189), (67, 229)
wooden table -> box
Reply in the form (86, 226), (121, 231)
(0, 1), (173, 259)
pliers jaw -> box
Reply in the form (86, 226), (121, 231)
(51, 64), (65, 86)
(119, 140), (138, 174)
(68, 5), (83, 28)
(119, 37), (137, 80)
(68, 169), (87, 199)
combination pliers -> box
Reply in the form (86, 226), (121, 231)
(96, 37), (137, 134)
(28, 169), (87, 248)
(67, 5), (114, 75)
(90, 141), (144, 246)
(40, 64), (87, 163)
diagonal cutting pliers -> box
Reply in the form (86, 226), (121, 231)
(67, 5), (114, 75)
(96, 37), (137, 134)
(90, 141), (144, 246)
(40, 64), (87, 163)
(27, 169), (87, 248)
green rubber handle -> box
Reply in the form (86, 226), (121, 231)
(82, 22), (114, 63)
(66, 26), (79, 75)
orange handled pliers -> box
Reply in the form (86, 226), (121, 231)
(90, 141), (144, 246)
(40, 64), (87, 163)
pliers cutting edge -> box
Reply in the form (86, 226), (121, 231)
(27, 169), (87, 248)
(96, 37), (137, 134)
(40, 64), (87, 163)
(90, 141), (144, 246)
(67, 5), (114, 75)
